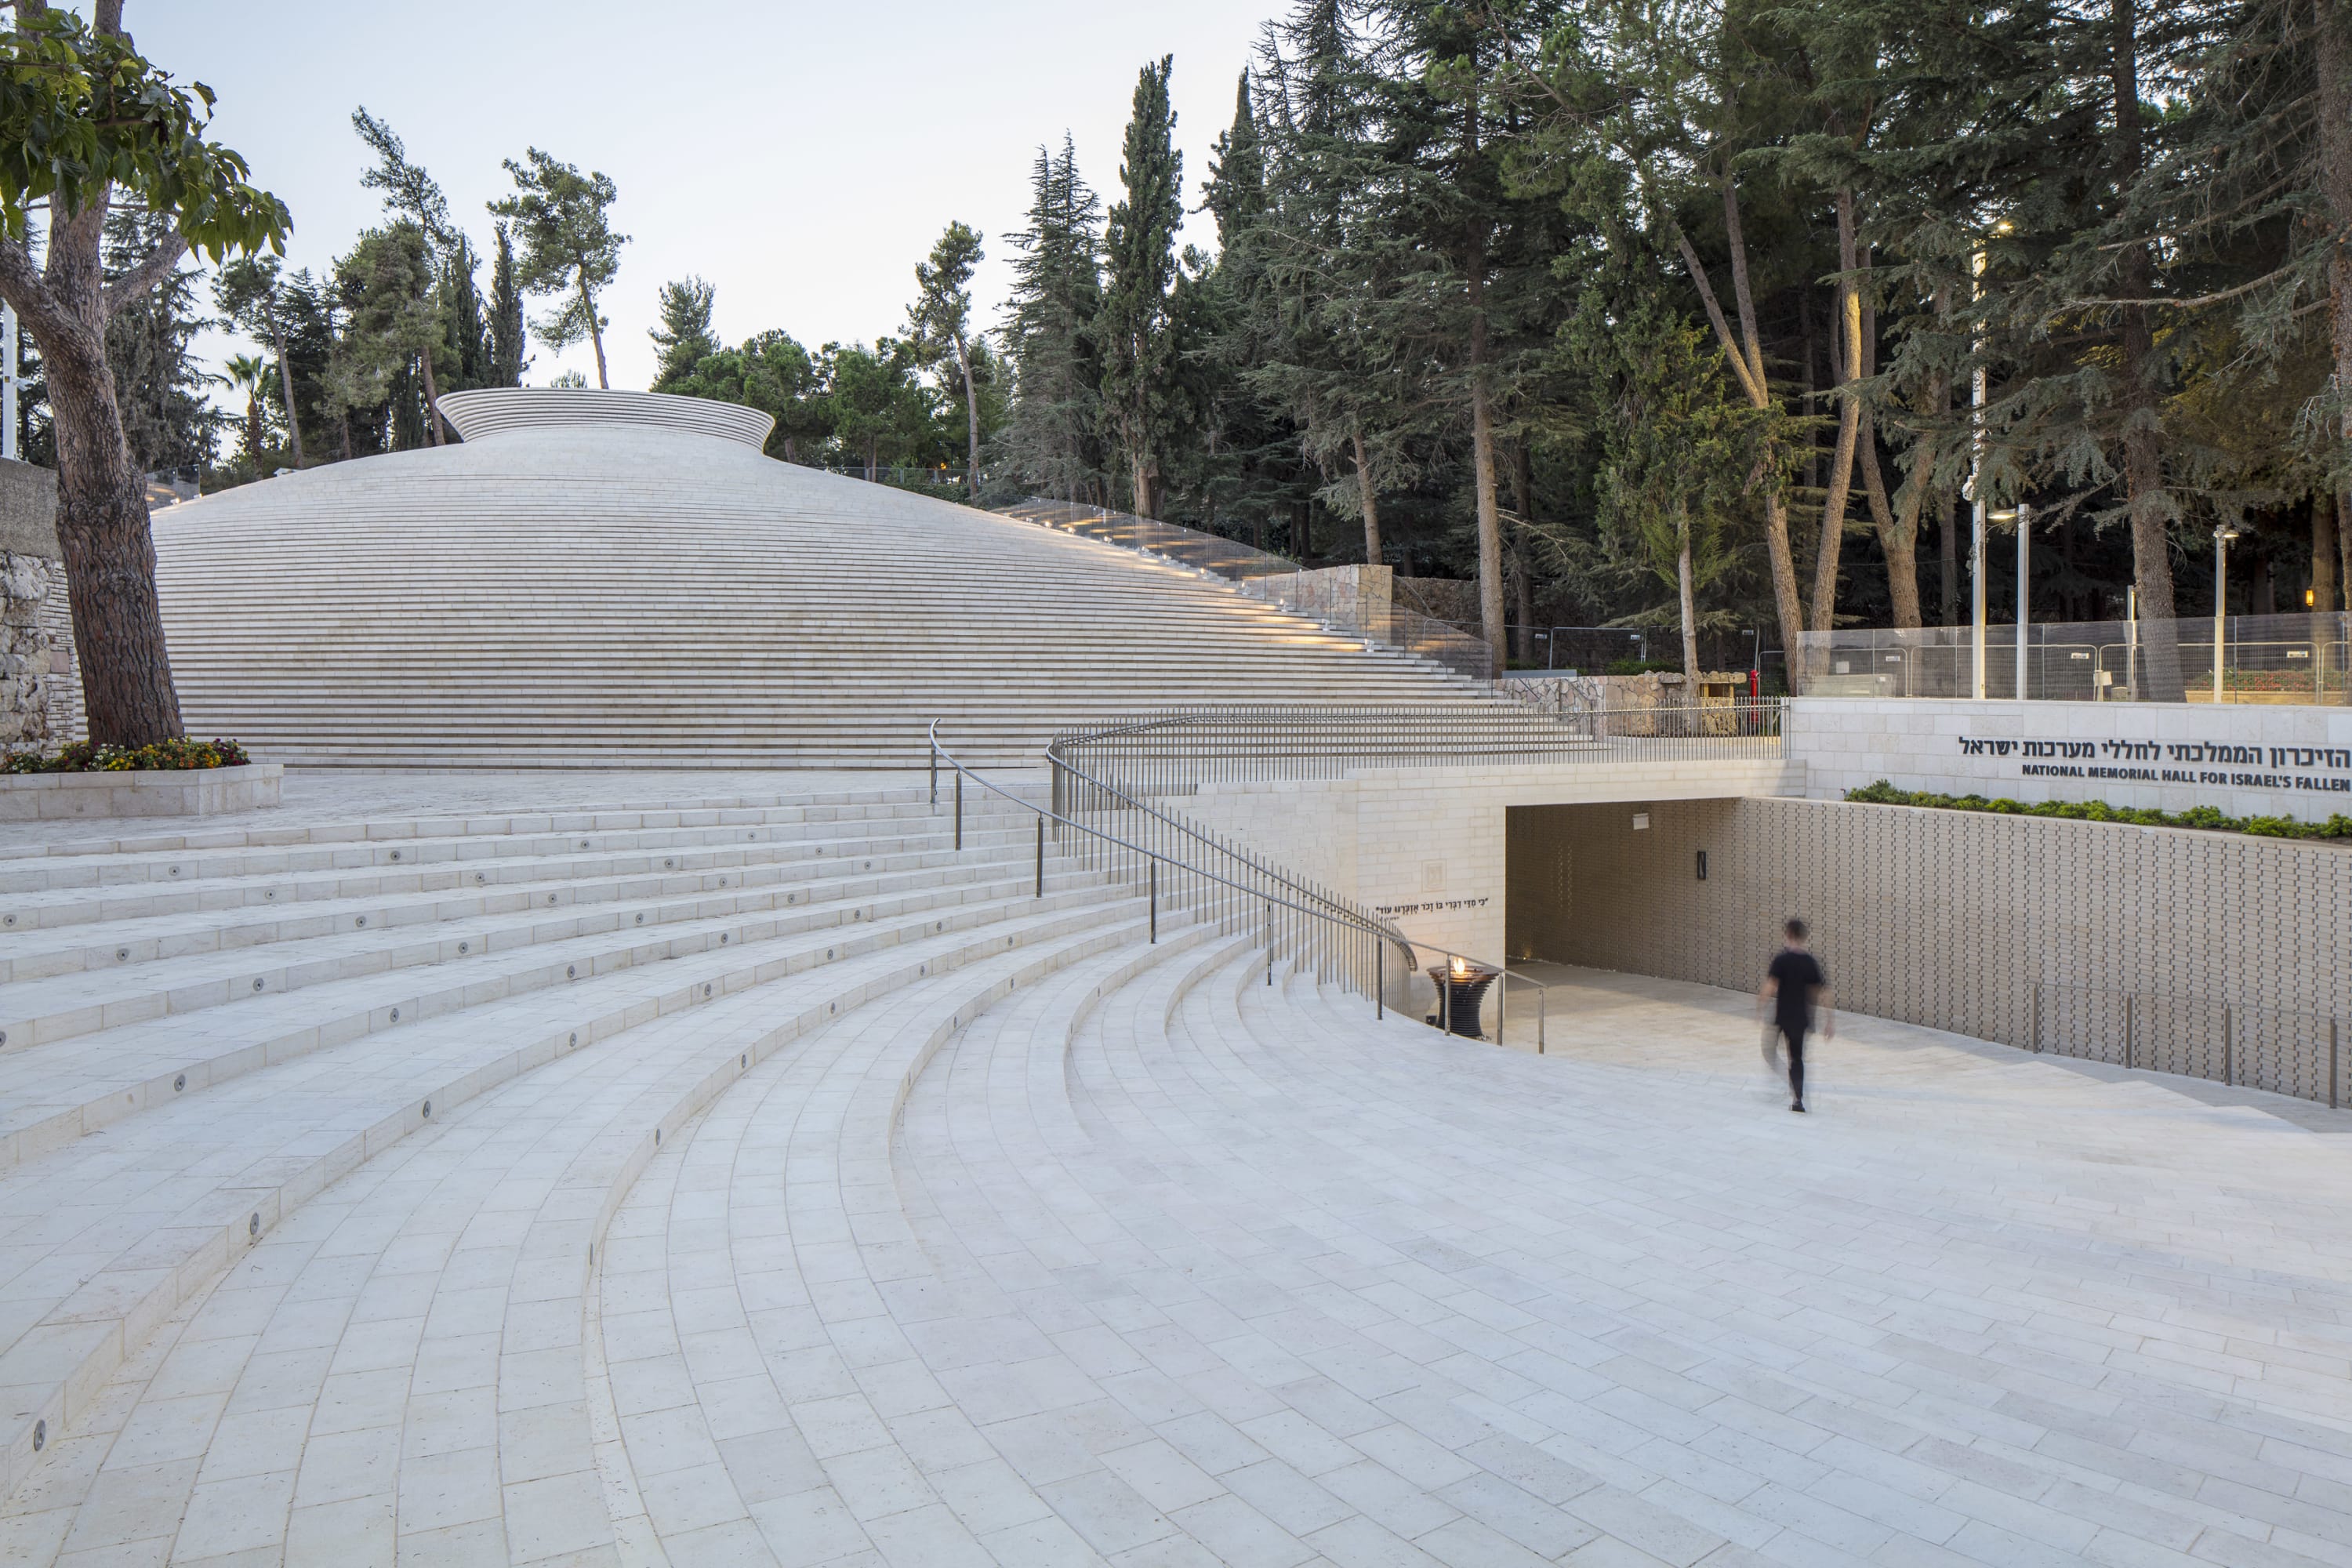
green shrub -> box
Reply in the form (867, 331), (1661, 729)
(5, 737), (251, 775)
(1844, 780), (2352, 841)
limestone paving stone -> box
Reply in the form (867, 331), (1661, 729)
(0, 773), (2347, 1566)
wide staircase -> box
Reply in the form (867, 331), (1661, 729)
(121, 390), (1497, 768)
(2, 780), (2349, 1566)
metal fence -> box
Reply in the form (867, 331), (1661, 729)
(1795, 612), (2351, 704)
(1047, 703), (1784, 797)
(2032, 981), (2344, 1106)
(996, 499), (1498, 684)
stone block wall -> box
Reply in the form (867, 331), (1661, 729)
(1789, 696), (2352, 822)
(1178, 757), (1803, 967)
(1512, 796), (2350, 1096)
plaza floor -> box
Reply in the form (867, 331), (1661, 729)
(0, 778), (2345, 1566)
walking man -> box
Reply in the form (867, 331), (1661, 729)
(1760, 918), (1831, 1112)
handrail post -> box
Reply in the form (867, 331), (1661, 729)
(954, 771), (963, 852)
(1035, 815), (1044, 898)
(2223, 1004), (2232, 1087)
(2332, 1018), (2339, 1110)
(1149, 860), (1157, 943)
(929, 746), (937, 807)
(1265, 900), (1273, 986)
(1376, 942), (1383, 1020)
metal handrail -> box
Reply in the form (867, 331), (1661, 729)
(930, 720), (1411, 1011)
(1041, 718), (1552, 1051)
(996, 498), (1498, 684)
(1048, 702), (1783, 794)
(930, 720), (1544, 1048)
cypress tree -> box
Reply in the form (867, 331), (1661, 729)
(1099, 56), (1186, 518)
(488, 223), (528, 387)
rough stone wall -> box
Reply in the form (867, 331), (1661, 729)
(1, 551), (65, 754)
(34, 561), (78, 746)
(0, 458), (71, 753)
(1512, 796), (2352, 1100)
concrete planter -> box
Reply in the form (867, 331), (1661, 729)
(0, 763), (281, 820)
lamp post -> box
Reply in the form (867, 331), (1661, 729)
(1965, 221), (2011, 702)
(1989, 505), (2031, 698)
(2212, 523), (2239, 702)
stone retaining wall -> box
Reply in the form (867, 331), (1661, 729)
(1509, 795), (2350, 1095)
(0, 764), (282, 820)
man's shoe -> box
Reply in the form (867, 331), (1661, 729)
(1791, 1101), (1806, 1113)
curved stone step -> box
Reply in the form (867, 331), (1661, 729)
(0, 886), (1147, 1515)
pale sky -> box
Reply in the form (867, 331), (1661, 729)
(125, 1), (1280, 404)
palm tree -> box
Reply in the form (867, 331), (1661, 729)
(224, 352), (270, 466)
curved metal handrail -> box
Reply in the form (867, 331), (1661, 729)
(929, 720), (1411, 959)
(1046, 712), (1555, 1053)
(929, 720), (1428, 1026)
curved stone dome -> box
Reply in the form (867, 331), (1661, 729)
(147, 389), (1470, 767)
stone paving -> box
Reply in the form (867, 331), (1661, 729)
(0, 780), (2347, 1566)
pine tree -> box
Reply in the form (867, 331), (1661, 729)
(649, 277), (719, 391)
(998, 136), (1106, 503)
(1098, 56), (1187, 518)
(102, 211), (216, 474)
(907, 223), (987, 497)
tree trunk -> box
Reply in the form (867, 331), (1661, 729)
(1931, 290), (1958, 625)
(1810, 189), (1865, 641)
(2314, 495), (2339, 613)
(1686, 178), (1804, 674)
(245, 395), (262, 464)
(1676, 506), (1700, 681)
(418, 350), (447, 445)
(2319, 3), (2352, 632)
(2340, 492), (2352, 620)
(1467, 247), (1504, 673)
(1512, 441), (1536, 661)
(270, 316), (304, 466)
(1352, 429), (1381, 565)
(2113, 0), (2184, 699)
(44, 310), (183, 742)
(582, 273), (609, 389)
(1859, 413), (1922, 628)
(953, 333), (980, 501)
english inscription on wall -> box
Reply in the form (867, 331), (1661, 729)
(1955, 737), (2352, 798)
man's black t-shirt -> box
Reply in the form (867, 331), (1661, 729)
(1767, 949), (1825, 1030)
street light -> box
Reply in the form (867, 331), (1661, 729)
(2212, 524), (2240, 702)
(1990, 505), (2031, 698)
(1967, 223), (2011, 700)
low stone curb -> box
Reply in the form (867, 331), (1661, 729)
(0, 763), (281, 820)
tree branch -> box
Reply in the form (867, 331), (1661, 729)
(1674, 230), (1769, 408)
(0, 234), (69, 342)
(103, 231), (188, 316)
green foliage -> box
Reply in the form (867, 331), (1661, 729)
(103, 210), (217, 471)
(488, 223), (528, 387)
(490, 147), (627, 380)
(1846, 780), (2352, 840)
(996, 136), (1106, 503)
(1098, 56), (1188, 516)
(5, 737), (250, 774)
(648, 276), (719, 392)
(0, 9), (289, 260)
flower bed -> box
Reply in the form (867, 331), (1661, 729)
(4, 736), (249, 775)
(1846, 779), (2352, 842)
